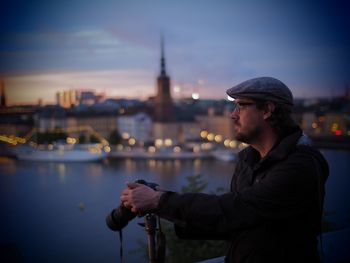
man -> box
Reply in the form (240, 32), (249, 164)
(121, 77), (329, 263)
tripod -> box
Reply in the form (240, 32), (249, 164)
(140, 213), (166, 263)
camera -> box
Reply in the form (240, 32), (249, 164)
(106, 179), (159, 231)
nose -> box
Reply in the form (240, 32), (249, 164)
(230, 109), (239, 120)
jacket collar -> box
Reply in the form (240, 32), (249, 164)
(243, 127), (303, 168)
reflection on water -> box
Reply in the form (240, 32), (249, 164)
(0, 157), (16, 174)
(149, 159), (156, 168)
(57, 163), (66, 184)
(37, 162), (49, 176)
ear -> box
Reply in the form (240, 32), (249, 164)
(263, 102), (275, 120)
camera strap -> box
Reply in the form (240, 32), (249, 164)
(119, 230), (124, 263)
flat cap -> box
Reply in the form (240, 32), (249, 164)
(226, 77), (294, 106)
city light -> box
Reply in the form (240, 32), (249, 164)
(128, 138), (136, 145)
(229, 140), (237, 148)
(214, 135), (223, 143)
(148, 146), (156, 153)
(335, 130), (342, 136)
(331, 123), (339, 132)
(66, 137), (77, 144)
(200, 130), (208, 139)
(207, 133), (215, 141)
(193, 145), (201, 153)
(155, 139), (163, 148)
(89, 147), (100, 154)
(0, 135), (17, 145)
(122, 132), (130, 140)
(238, 143), (248, 149)
(173, 146), (181, 153)
(192, 93), (200, 100)
(104, 145), (111, 153)
(201, 143), (213, 150)
(0, 134), (27, 145)
(164, 138), (173, 146)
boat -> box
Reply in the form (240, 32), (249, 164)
(15, 143), (109, 162)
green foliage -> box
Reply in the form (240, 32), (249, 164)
(180, 174), (208, 193)
(89, 134), (100, 143)
(109, 130), (122, 145)
(33, 131), (67, 144)
(78, 134), (86, 144)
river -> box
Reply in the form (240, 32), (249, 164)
(0, 149), (349, 262)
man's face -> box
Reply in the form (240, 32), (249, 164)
(230, 98), (265, 144)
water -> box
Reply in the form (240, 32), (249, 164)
(0, 150), (349, 263)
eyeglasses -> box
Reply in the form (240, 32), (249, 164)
(232, 101), (256, 113)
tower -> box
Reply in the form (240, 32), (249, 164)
(154, 36), (174, 122)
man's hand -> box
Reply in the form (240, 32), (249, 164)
(120, 183), (162, 213)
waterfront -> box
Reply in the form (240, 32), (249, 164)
(0, 149), (349, 262)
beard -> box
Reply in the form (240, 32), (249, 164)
(233, 122), (263, 144)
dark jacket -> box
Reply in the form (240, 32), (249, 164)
(156, 128), (329, 263)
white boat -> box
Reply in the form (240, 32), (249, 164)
(211, 149), (237, 162)
(15, 143), (108, 162)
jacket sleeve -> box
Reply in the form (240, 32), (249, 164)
(156, 151), (325, 237)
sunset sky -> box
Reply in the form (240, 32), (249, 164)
(1, 0), (349, 105)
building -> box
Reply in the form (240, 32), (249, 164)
(117, 112), (153, 144)
(0, 79), (6, 108)
(56, 90), (78, 108)
(196, 107), (235, 140)
(79, 90), (105, 106)
(35, 107), (118, 141)
(0, 107), (35, 136)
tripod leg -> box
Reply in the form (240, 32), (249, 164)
(145, 214), (157, 263)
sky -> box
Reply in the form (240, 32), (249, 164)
(0, 0), (349, 105)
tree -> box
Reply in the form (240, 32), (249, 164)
(89, 134), (100, 143)
(34, 130), (67, 144)
(78, 134), (87, 144)
(109, 130), (122, 145)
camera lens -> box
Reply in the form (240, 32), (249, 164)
(106, 205), (137, 231)
(106, 179), (158, 231)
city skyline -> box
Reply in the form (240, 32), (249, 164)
(1, 0), (349, 105)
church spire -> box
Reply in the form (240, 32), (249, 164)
(155, 34), (174, 122)
(160, 35), (167, 76)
